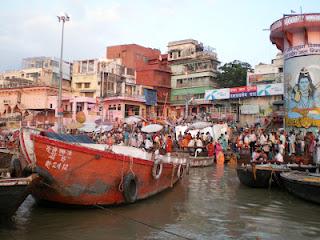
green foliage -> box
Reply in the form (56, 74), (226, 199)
(216, 60), (252, 88)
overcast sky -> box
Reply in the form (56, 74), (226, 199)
(0, 0), (319, 71)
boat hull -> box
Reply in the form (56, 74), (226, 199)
(281, 171), (320, 204)
(236, 166), (271, 188)
(0, 174), (37, 218)
(32, 135), (184, 206)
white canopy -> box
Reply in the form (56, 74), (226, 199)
(124, 116), (142, 125)
(78, 123), (97, 132)
(141, 124), (163, 133)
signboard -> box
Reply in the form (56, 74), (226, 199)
(257, 83), (284, 96)
(284, 44), (320, 60)
(230, 86), (257, 99)
(205, 88), (230, 100)
(144, 89), (157, 106)
(240, 105), (260, 115)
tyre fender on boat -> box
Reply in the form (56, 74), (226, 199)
(177, 164), (184, 179)
(152, 158), (163, 180)
(123, 173), (138, 203)
(9, 157), (22, 177)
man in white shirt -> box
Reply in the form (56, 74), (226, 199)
(279, 131), (286, 146)
(275, 150), (284, 163)
(144, 137), (153, 151)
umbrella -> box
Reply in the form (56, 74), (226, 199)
(141, 124), (163, 133)
(124, 116), (142, 125)
(95, 125), (113, 133)
(186, 121), (212, 131)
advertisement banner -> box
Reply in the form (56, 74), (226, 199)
(230, 86), (257, 99)
(284, 54), (320, 131)
(257, 83), (284, 96)
(205, 88), (230, 100)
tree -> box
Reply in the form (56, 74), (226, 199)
(216, 60), (252, 88)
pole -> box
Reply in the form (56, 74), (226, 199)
(57, 20), (64, 133)
(163, 92), (168, 119)
(100, 63), (105, 123)
(57, 13), (69, 133)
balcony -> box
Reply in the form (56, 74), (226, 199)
(104, 93), (145, 103)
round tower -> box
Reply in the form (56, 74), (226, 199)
(270, 13), (320, 133)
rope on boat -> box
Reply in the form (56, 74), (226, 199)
(129, 156), (135, 176)
(118, 155), (125, 192)
(94, 204), (193, 240)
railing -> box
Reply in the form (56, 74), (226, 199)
(104, 93), (145, 101)
(271, 13), (320, 32)
(0, 82), (56, 89)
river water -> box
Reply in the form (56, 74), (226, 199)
(1, 166), (320, 240)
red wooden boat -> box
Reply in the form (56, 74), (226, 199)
(29, 133), (186, 206)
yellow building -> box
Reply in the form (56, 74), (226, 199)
(72, 58), (123, 98)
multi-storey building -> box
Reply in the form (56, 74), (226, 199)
(106, 44), (170, 120)
(72, 57), (146, 121)
(0, 57), (72, 89)
(167, 39), (219, 119)
(72, 58), (122, 98)
(247, 53), (284, 86)
(136, 54), (171, 119)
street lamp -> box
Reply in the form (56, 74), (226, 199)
(57, 13), (70, 133)
(100, 61), (107, 123)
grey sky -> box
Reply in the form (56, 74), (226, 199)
(0, 0), (318, 71)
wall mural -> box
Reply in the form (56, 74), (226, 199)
(285, 54), (320, 131)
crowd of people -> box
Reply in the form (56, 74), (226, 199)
(234, 127), (320, 165)
(79, 120), (231, 163)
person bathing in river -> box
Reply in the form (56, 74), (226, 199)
(215, 141), (224, 164)
(206, 140), (215, 158)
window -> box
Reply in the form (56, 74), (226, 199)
(76, 83), (82, 88)
(118, 104), (121, 110)
(88, 60), (94, 72)
(50, 104), (53, 108)
(84, 83), (90, 88)
(76, 104), (83, 112)
(279, 67), (283, 73)
(81, 61), (87, 73)
(126, 68), (135, 76)
(108, 105), (117, 110)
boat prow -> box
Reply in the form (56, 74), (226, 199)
(280, 171), (320, 204)
(0, 174), (38, 219)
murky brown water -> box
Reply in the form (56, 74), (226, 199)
(1, 166), (320, 240)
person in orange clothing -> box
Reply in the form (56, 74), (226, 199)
(166, 135), (173, 156)
(206, 141), (215, 158)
